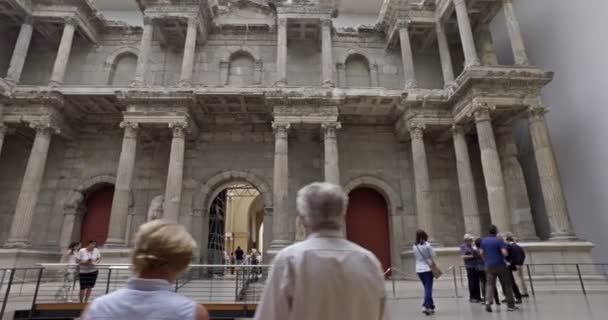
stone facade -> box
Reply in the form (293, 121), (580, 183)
(0, 0), (593, 269)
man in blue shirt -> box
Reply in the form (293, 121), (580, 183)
(480, 225), (518, 312)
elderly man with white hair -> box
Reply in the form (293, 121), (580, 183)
(254, 182), (386, 320)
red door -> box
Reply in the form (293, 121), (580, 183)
(346, 188), (391, 275)
(80, 185), (114, 246)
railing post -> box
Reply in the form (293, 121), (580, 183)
(29, 268), (44, 319)
(576, 264), (586, 295)
(0, 269), (16, 319)
(105, 268), (113, 294)
(459, 266), (464, 287)
(452, 266), (459, 297)
(526, 264), (535, 297)
(235, 267), (240, 302)
(391, 274), (396, 298)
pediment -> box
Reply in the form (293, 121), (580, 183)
(214, 0), (275, 27)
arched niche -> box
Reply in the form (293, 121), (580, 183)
(104, 47), (139, 86)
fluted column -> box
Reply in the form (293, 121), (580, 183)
(436, 21), (455, 87)
(473, 106), (511, 232)
(453, 0), (480, 67)
(276, 18), (287, 86)
(399, 21), (417, 88)
(178, 17), (198, 86)
(4, 123), (57, 248)
(502, 0), (529, 65)
(528, 106), (575, 239)
(106, 122), (139, 247)
(321, 19), (335, 87)
(269, 122), (290, 252)
(496, 126), (537, 240)
(452, 126), (482, 237)
(48, 17), (77, 86)
(0, 125), (7, 158)
(5, 17), (33, 85)
(132, 17), (154, 86)
(163, 122), (187, 222)
(410, 125), (436, 242)
(58, 206), (80, 248)
(322, 122), (341, 185)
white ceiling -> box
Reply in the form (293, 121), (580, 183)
(92, 0), (384, 14)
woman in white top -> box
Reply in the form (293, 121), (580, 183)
(77, 240), (101, 303)
(55, 242), (80, 302)
(413, 229), (436, 315)
(83, 220), (208, 320)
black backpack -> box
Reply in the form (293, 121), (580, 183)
(509, 243), (526, 265)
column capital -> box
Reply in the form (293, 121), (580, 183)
(397, 20), (411, 30)
(272, 122), (290, 138)
(451, 124), (466, 136)
(64, 16), (78, 27)
(169, 121), (188, 139)
(453, 0), (466, 6)
(23, 15), (34, 25)
(29, 121), (60, 135)
(187, 16), (200, 26)
(278, 17), (287, 27)
(472, 102), (495, 123)
(120, 121), (139, 138)
(143, 16), (153, 26)
(321, 18), (333, 28)
(409, 124), (426, 139)
(528, 104), (548, 122)
(322, 122), (341, 138)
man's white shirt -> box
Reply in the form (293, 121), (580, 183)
(254, 230), (386, 320)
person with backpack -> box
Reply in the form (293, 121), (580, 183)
(505, 234), (527, 300)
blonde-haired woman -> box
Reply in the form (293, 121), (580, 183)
(83, 220), (208, 320)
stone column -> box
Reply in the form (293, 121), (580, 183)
(452, 0), (480, 67)
(528, 106), (575, 239)
(322, 122), (341, 185)
(132, 17), (154, 86)
(58, 205), (80, 248)
(502, 0), (529, 65)
(163, 122), (187, 222)
(320, 19), (335, 87)
(178, 17), (198, 86)
(5, 17), (34, 85)
(452, 126), (482, 237)
(436, 21), (455, 88)
(106, 122), (139, 247)
(398, 21), (417, 88)
(4, 123), (56, 248)
(48, 17), (77, 86)
(336, 63), (346, 87)
(410, 125), (436, 242)
(370, 64), (379, 87)
(254, 60), (263, 84)
(475, 25), (499, 66)
(0, 125), (7, 158)
(268, 122), (290, 252)
(276, 18), (287, 86)
(496, 126), (537, 240)
(473, 106), (511, 233)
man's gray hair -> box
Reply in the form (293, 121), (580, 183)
(296, 182), (349, 229)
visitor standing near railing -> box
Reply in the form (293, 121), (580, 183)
(413, 230), (437, 316)
(254, 182), (386, 320)
(460, 234), (482, 303)
(480, 225), (518, 312)
(82, 220), (209, 320)
(54, 241), (80, 302)
(77, 240), (101, 303)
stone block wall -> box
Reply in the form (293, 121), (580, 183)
(0, 138), (29, 244)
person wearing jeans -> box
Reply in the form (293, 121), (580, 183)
(413, 230), (436, 316)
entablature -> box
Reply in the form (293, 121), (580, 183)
(32, 0), (102, 44)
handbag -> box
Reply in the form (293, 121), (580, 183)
(415, 243), (443, 279)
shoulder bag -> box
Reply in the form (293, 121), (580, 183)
(415, 243), (443, 279)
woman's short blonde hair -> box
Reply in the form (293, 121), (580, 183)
(132, 220), (196, 274)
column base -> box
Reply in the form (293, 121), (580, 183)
(274, 79), (287, 87)
(464, 59), (481, 69)
(129, 79), (145, 87)
(3, 240), (30, 249)
(549, 232), (578, 241)
(3, 77), (17, 86)
(177, 79), (192, 87)
(48, 80), (62, 87)
(321, 79), (335, 88)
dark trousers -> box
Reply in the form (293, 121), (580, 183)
(486, 266), (514, 306)
(466, 267), (481, 300)
(479, 270), (500, 304)
(506, 267), (522, 301)
(417, 271), (435, 310)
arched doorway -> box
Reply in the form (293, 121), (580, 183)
(346, 187), (391, 274)
(207, 183), (264, 265)
(80, 185), (114, 246)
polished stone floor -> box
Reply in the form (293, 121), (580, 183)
(386, 292), (608, 319)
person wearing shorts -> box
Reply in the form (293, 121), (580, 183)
(78, 240), (101, 303)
